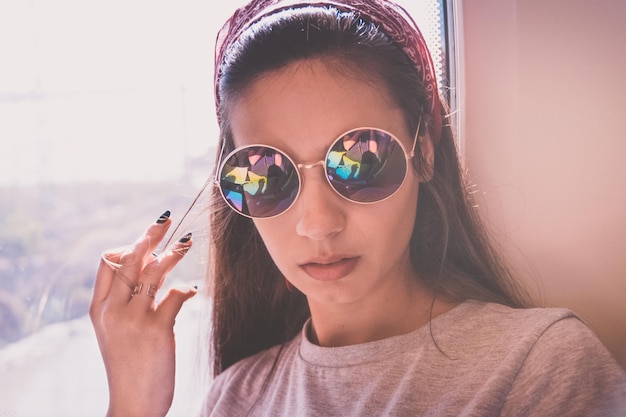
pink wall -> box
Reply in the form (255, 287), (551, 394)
(459, 0), (626, 366)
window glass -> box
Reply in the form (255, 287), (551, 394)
(0, 1), (454, 415)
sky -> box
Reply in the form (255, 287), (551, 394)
(0, 0), (443, 186)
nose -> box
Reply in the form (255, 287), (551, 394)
(294, 164), (346, 241)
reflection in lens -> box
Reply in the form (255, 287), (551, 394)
(326, 129), (407, 203)
(219, 146), (299, 218)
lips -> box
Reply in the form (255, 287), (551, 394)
(300, 256), (359, 281)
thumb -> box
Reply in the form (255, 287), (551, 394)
(157, 286), (198, 322)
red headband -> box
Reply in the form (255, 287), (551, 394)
(215, 0), (443, 142)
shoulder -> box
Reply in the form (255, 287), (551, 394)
(439, 301), (619, 367)
(434, 301), (579, 353)
(203, 332), (302, 416)
(448, 299), (576, 328)
(441, 301), (626, 416)
(501, 309), (626, 416)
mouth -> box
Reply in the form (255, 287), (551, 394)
(300, 257), (359, 281)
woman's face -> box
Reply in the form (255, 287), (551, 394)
(228, 59), (429, 310)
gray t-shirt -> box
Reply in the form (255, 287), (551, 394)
(204, 301), (626, 416)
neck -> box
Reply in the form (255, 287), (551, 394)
(307, 278), (455, 347)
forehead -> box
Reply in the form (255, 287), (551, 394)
(226, 59), (409, 158)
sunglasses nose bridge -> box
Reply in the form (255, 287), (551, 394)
(296, 160), (325, 171)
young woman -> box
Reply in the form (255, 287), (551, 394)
(90, 0), (626, 416)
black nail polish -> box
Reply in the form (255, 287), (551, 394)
(178, 232), (192, 243)
(156, 210), (171, 224)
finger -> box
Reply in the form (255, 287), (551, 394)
(156, 286), (198, 326)
(129, 233), (193, 310)
(90, 250), (124, 317)
(137, 210), (174, 263)
(158, 232), (193, 283)
(109, 211), (173, 303)
(125, 210), (173, 265)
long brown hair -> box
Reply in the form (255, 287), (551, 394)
(208, 6), (532, 377)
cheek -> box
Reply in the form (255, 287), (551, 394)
(252, 220), (290, 266)
(378, 178), (420, 242)
(253, 220), (275, 246)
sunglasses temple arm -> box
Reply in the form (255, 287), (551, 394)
(162, 137), (225, 250)
(213, 138), (228, 185)
(161, 175), (215, 250)
(409, 117), (422, 158)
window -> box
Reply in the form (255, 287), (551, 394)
(0, 1), (456, 415)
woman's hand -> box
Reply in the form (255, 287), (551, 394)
(90, 211), (197, 417)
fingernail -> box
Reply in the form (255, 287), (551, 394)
(156, 210), (171, 224)
(178, 232), (192, 243)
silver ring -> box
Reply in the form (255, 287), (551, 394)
(131, 282), (157, 298)
(132, 282), (143, 296)
(146, 284), (157, 298)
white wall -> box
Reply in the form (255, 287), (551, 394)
(459, 0), (626, 366)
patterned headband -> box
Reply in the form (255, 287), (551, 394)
(214, 0), (443, 142)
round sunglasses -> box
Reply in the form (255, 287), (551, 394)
(215, 124), (420, 219)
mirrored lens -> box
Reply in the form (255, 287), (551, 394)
(326, 129), (408, 202)
(219, 146), (299, 218)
